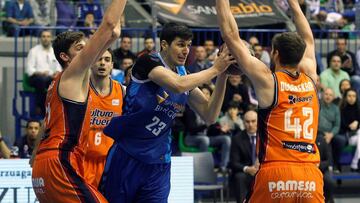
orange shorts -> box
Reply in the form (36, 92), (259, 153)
(32, 150), (108, 203)
(246, 162), (324, 203)
(83, 156), (106, 188)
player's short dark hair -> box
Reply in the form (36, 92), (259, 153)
(26, 119), (41, 128)
(53, 31), (85, 68)
(160, 22), (193, 46)
(272, 32), (306, 67)
(105, 48), (114, 62)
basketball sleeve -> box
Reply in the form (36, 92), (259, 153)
(132, 54), (163, 80)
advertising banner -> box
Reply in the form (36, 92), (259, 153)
(155, 0), (288, 27)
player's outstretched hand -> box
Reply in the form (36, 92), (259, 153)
(213, 43), (237, 74)
(217, 43), (243, 75)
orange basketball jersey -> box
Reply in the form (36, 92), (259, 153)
(37, 73), (91, 157)
(83, 79), (124, 187)
(258, 70), (320, 164)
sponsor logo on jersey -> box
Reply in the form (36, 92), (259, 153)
(288, 95), (313, 104)
(90, 109), (114, 126)
(282, 141), (316, 154)
(32, 177), (45, 194)
(112, 99), (120, 106)
(280, 82), (314, 92)
(268, 180), (316, 199)
(157, 91), (169, 104)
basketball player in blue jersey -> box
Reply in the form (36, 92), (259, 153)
(99, 22), (235, 202)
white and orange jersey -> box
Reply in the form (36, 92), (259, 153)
(257, 70), (320, 164)
(84, 79), (124, 187)
(86, 79), (124, 158)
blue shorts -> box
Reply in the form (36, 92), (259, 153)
(99, 143), (171, 203)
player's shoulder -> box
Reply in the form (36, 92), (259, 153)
(136, 52), (162, 65)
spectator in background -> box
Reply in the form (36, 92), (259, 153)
(230, 110), (259, 203)
(320, 54), (350, 99)
(188, 46), (211, 73)
(13, 120), (40, 158)
(248, 36), (271, 68)
(222, 75), (250, 114)
(339, 78), (351, 96)
(219, 101), (245, 136)
(77, 0), (103, 25)
(327, 38), (360, 92)
(0, 131), (11, 159)
(318, 88), (344, 172)
(55, 0), (76, 33)
(5, 0), (34, 36)
(137, 36), (155, 57)
(26, 30), (61, 116)
(113, 34), (136, 70)
(123, 65), (132, 86)
(204, 39), (215, 57)
(183, 85), (231, 171)
(82, 12), (97, 37)
(111, 56), (133, 84)
(339, 88), (360, 171)
(29, 0), (56, 27)
(253, 44), (271, 67)
(316, 134), (336, 203)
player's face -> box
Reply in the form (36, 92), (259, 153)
(26, 122), (40, 140)
(91, 50), (113, 77)
(346, 90), (357, 105)
(65, 39), (86, 64)
(168, 37), (192, 66)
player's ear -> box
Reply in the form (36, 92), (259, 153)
(160, 40), (168, 51)
(59, 52), (70, 63)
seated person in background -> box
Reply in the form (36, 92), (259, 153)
(82, 12), (97, 37)
(188, 46), (212, 73)
(29, 0), (56, 27)
(318, 88), (344, 172)
(26, 30), (61, 116)
(77, 0), (103, 25)
(339, 78), (352, 97)
(204, 39), (216, 58)
(5, 0), (34, 36)
(230, 110), (258, 203)
(13, 119), (41, 158)
(137, 36), (155, 57)
(222, 75), (250, 114)
(184, 84), (231, 171)
(327, 38), (360, 93)
(339, 88), (360, 171)
(248, 36), (271, 67)
(320, 54), (350, 101)
(111, 56), (134, 84)
(316, 134), (336, 203)
(113, 34), (137, 70)
(219, 101), (244, 136)
(0, 131), (11, 159)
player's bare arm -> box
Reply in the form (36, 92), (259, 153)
(187, 73), (228, 125)
(148, 45), (235, 94)
(59, 0), (127, 102)
(216, 0), (274, 108)
(288, 0), (317, 81)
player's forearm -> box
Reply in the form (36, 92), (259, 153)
(216, 0), (240, 42)
(288, 0), (314, 45)
(174, 67), (221, 93)
(204, 73), (228, 124)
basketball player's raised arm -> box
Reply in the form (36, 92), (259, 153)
(288, 0), (317, 81)
(61, 0), (127, 94)
(215, 0), (272, 88)
(148, 46), (235, 94)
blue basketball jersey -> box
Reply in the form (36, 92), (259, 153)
(104, 53), (188, 164)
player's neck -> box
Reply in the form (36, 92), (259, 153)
(90, 75), (111, 96)
(160, 51), (176, 71)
